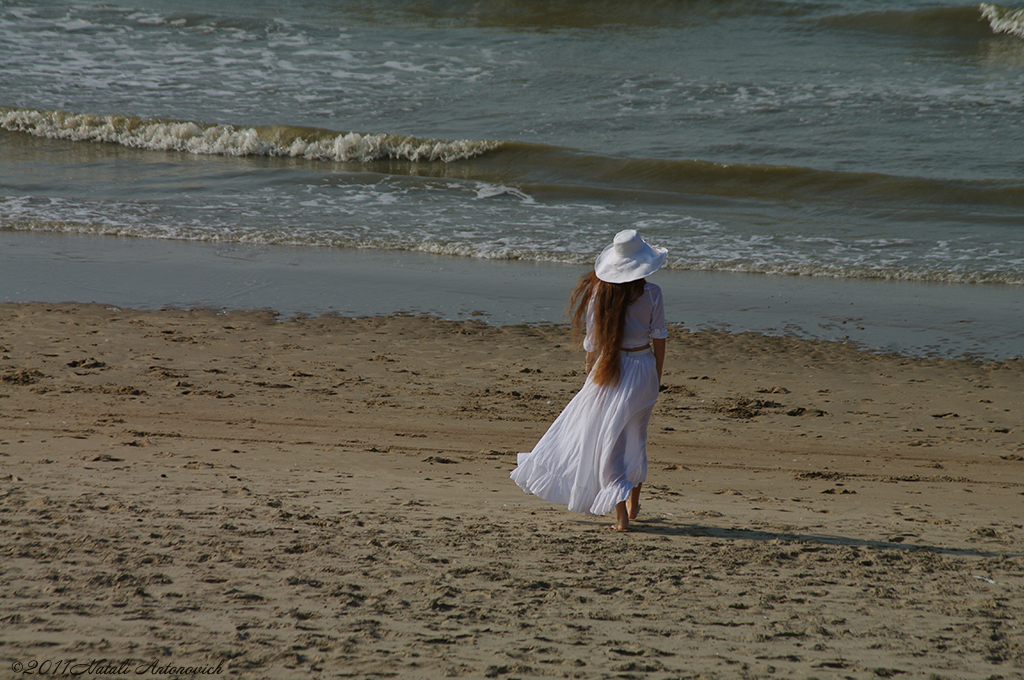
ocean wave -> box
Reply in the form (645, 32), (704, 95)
(0, 107), (499, 163)
(982, 3), (1024, 39)
(4, 106), (1023, 211)
(340, 0), (821, 29)
(6, 105), (1024, 217)
(3, 216), (1022, 287)
(819, 4), (1024, 41)
(489, 143), (1024, 210)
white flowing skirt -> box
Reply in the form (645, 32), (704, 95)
(510, 351), (659, 517)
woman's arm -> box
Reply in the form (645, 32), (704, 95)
(585, 350), (597, 375)
(653, 338), (666, 383)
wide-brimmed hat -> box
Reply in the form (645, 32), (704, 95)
(593, 229), (668, 283)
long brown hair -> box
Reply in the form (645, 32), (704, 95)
(568, 271), (646, 387)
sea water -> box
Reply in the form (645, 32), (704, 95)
(1, 0), (1022, 357)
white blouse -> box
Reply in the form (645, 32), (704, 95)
(584, 282), (668, 352)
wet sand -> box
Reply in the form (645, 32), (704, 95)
(1, 302), (1022, 678)
(4, 229), (1023, 359)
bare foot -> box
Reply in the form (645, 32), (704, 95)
(613, 501), (629, 531)
(627, 484), (642, 520)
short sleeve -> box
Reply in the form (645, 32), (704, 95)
(583, 298), (596, 352)
(648, 284), (668, 340)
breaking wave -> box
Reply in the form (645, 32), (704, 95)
(819, 3), (1024, 41)
(0, 107), (499, 163)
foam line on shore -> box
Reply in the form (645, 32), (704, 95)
(1, 230), (1021, 359)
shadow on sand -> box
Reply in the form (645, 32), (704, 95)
(611, 517), (1021, 559)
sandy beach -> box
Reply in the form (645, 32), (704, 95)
(1, 301), (1022, 679)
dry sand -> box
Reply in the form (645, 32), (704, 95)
(1, 302), (1022, 679)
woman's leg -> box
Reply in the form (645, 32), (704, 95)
(612, 483), (642, 531)
(627, 483), (642, 520)
(613, 500), (629, 531)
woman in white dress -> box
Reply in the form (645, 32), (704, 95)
(511, 229), (668, 531)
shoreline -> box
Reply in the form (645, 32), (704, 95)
(2, 229), (1023, 360)
(1, 302), (1022, 677)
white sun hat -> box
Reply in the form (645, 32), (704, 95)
(593, 229), (668, 283)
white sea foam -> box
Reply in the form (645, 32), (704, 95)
(982, 3), (1024, 39)
(4, 191), (1021, 286)
(0, 108), (499, 163)
(474, 184), (536, 203)
(2, 0), (1023, 297)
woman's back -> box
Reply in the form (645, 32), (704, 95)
(619, 282), (666, 350)
(585, 281), (667, 352)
